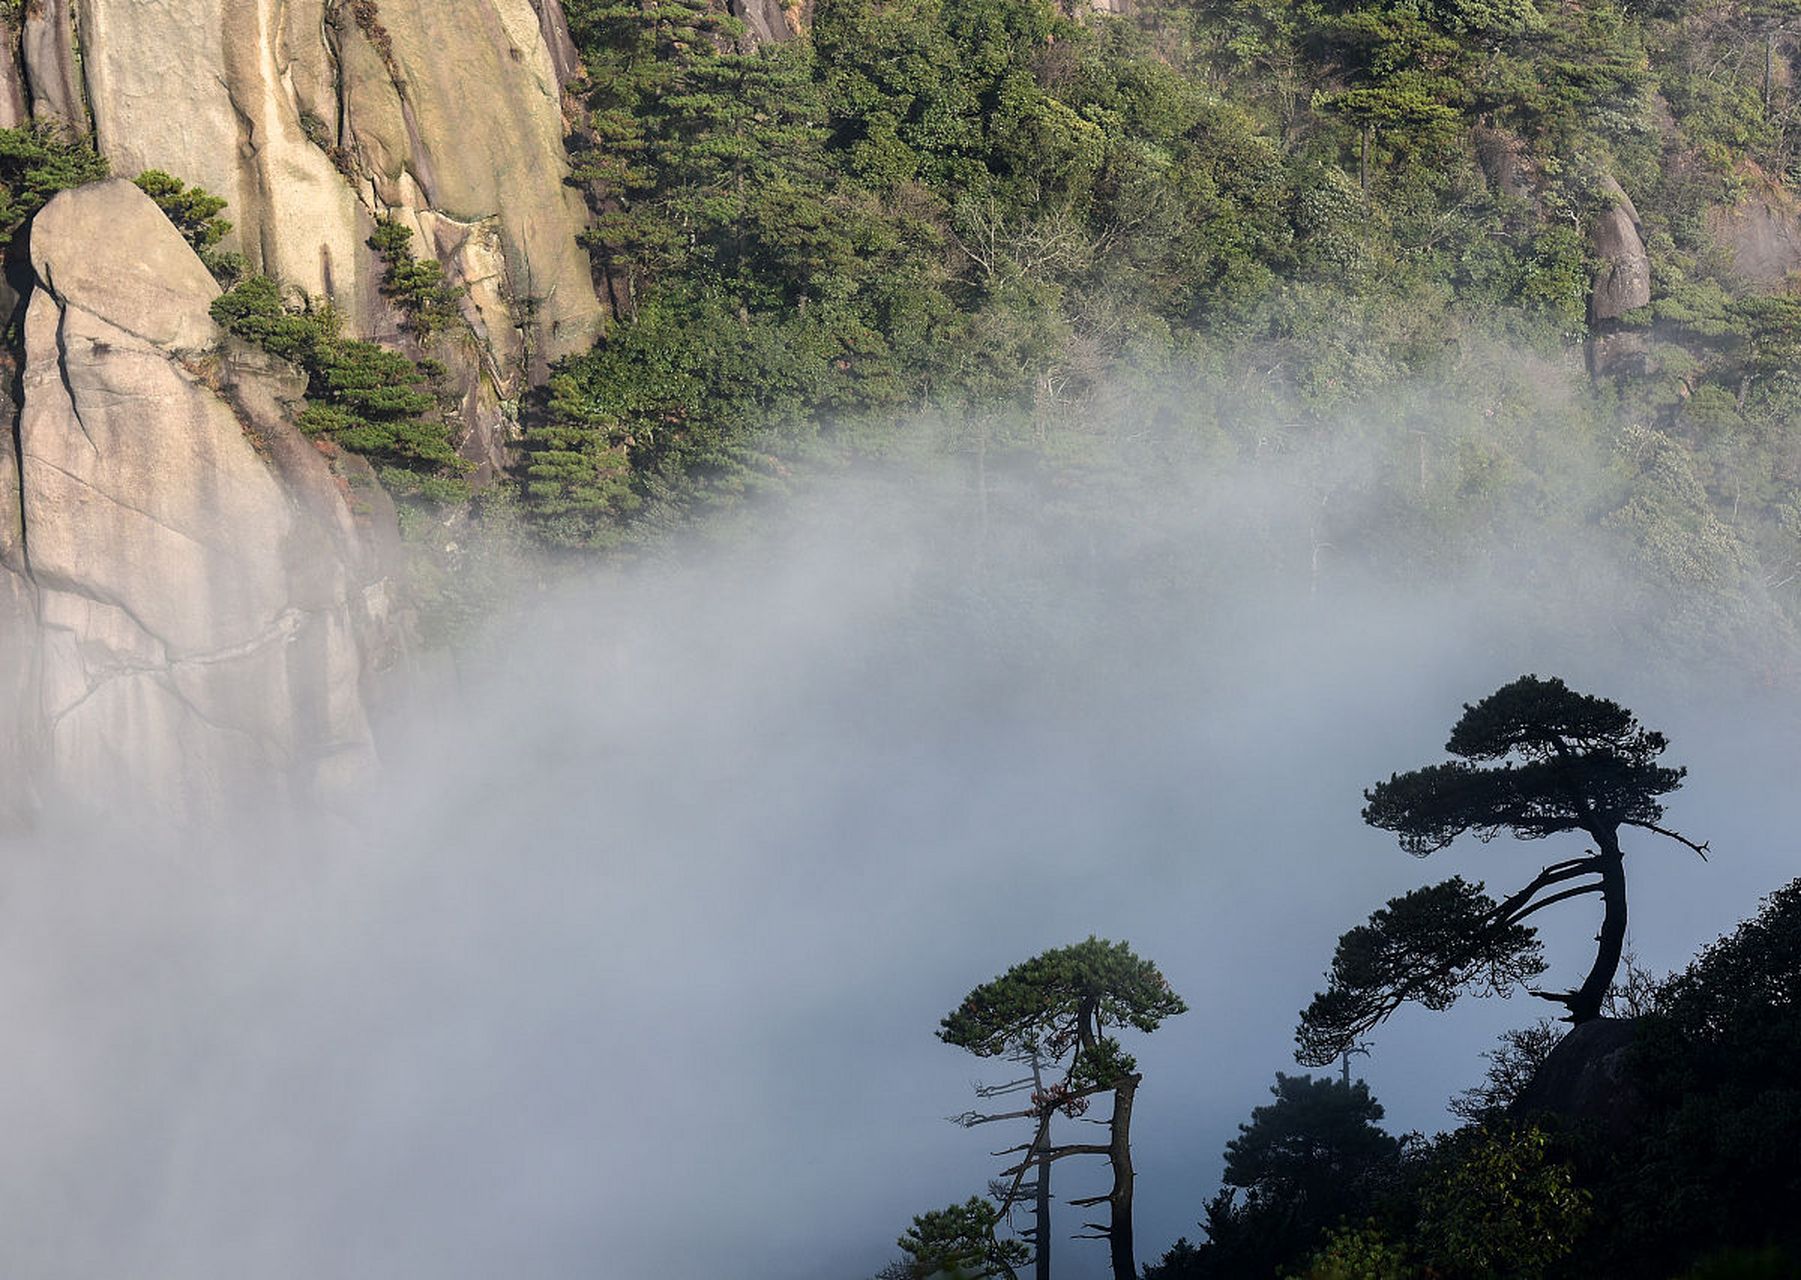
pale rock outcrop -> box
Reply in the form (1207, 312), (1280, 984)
(3, 0), (603, 462)
(730, 0), (801, 45)
(1588, 177), (1652, 378)
(49, 0), (602, 466)
(1590, 176), (1651, 323)
(19, 0), (85, 130)
(2, 179), (403, 826)
(0, 18), (28, 129)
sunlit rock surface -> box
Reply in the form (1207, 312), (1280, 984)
(12, 0), (602, 466)
(1, 180), (403, 826)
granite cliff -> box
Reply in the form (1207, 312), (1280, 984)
(2, 179), (406, 826)
(2, 0), (604, 471)
(0, 1), (630, 824)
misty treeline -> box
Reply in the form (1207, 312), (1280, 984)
(529, 0), (1801, 648)
(875, 678), (1801, 1280)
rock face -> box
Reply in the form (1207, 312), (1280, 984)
(1588, 178), (1652, 377)
(3, 0), (603, 464)
(1474, 125), (1542, 205)
(1590, 177), (1652, 324)
(1513, 1017), (1646, 1139)
(0, 180), (404, 827)
(1709, 172), (1801, 287)
(730, 0), (803, 44)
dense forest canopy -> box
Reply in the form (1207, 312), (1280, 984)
(8, 0), (1796, 656)
(508, 0), (1801, 651)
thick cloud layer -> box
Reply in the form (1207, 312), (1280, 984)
(1, 444), (1796, 1279)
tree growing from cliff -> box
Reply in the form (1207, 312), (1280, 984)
(211, 275), (468, 499)
(369, 220), (463, 339)
(0, 125), (108, 250)
(132, 171), (227, 239)
(1297, 675), (1705, 1067)
(939, 938), (1186, 1280)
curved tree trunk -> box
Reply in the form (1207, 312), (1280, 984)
(1570, 830), (1627, 1022)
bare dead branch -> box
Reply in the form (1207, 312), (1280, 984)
(953, 1106), (1041, 1127)
(1626, 820), (1711, 861)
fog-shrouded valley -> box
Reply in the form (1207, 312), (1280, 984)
(3, 1), (1801, 1278)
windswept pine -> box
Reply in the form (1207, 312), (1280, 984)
(1297, 676), (1708, 1067)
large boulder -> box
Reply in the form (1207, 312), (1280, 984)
(0, 179), (404, 827)
(1590, 177), (1652, 324)
(1512, 1016), (1646, 1140)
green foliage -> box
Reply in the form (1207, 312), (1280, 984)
(896, 1197), (1030, 1279)
(1415, 1124), (1589, 1279)
(939, 936), (1186, 1088)
(368, 220), (463, 338)
(133, 170), (239, 281)
(1296, 877), (1546, 1067)
(532, 0), (1801, 667)
(1447, 1018), (1563, 1122)
(1368, 674), (1684, 850)
(1594, 880), (1801, 1270)
(1182, 1075), (1403, 1278)
(1285, 1224), (1412, 1280)
(211, 275), (468, 494)
(1224, 1075), (1400, 1202)
(0, 126), (108, 249)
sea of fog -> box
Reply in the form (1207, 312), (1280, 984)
(1, 445), (1796, 1279)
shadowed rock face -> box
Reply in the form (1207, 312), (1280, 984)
(0, 180), (404, 828)
(1513, 1016), (1646, 1140)
(1587, 178), (1652, 378)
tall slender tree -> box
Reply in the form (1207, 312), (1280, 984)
(949, 1048), (1056, 1280)
(1297, 675), (1707, 1067)
(940, 938), (1187, 1280)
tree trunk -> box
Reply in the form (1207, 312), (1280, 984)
(1035, 1132), (1052, 1280)
(1107, 1075), (1141, 1280)
(1569, 831), (1627, 1022)
(1029, 1054), (1051, 1280)
(1767, 30), (1776, 113)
